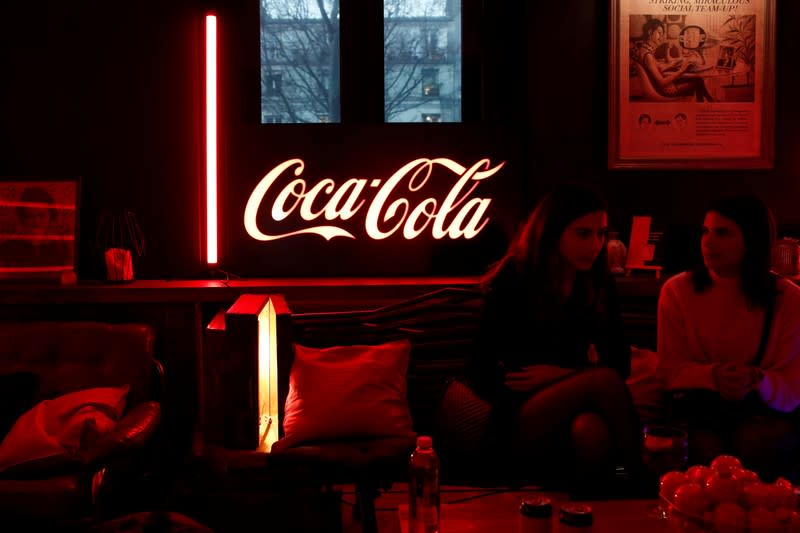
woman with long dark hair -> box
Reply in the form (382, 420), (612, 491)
(658, 194), (800, 481)
(466, 183), (642, 495)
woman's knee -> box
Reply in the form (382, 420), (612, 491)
(584, 366), (621, 382)
(572, 412), (611, 462)
(578, 367), (631, 401)
(568, 367), (623, 391)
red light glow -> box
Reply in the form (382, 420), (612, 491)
(206, 14), (218, 265)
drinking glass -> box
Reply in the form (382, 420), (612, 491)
(642, 424), (689, 477)
(642, 424), (689, 519)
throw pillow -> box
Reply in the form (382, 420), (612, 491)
(0, 372), (39, 440)
(282, 339), (414, 445)
(0, 385), (129, 475)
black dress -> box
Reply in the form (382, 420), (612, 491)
(460, 262), (638, 485)
(465, 261), (631, 404)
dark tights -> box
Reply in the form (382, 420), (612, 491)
(513, 368), (643, 492)
(674, 78), (714, 102)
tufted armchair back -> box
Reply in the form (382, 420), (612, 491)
(0, 321), (155, 408)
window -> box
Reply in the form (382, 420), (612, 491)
(263, 115), (283, 124)
(264, 45), (280, 62)
(260, 0), (341, 124)
(265, 73), (282, 96)
(422, 68), (439, 97)
(384, 0), (462, 123)
(259, 0), (461, 124)
(422, 28), (447, 61)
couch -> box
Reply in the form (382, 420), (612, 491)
(0, 321), (164, 530)
(277, 286), (664, 485)
(199, 285), (661, 530)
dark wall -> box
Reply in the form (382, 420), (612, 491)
(1, 0), (203, 279)
(2, 0), (799, 279)
(527, 0), (800, 272)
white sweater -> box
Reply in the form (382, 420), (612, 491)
(657, 271), (800, 413)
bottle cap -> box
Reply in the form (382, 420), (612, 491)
(416, 436), (433, 449)
(559, 504), (593, 527)
(519, 496), (552, 518)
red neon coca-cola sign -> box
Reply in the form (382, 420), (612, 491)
(244, 157), (504, 241)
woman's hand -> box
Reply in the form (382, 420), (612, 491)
(712, 363), (754, 401)
(749, 366), (765, 390)
(659, 58), (682, 73)
(504, 364), (574, 393)
(685, 50), (705, 65)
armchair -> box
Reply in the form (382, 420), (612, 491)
(0, 321), (164, 530)
(268, 288), (482, 533)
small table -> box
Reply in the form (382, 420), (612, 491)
(383, 487), (670, 533)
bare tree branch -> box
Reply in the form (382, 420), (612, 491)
(261, 0), (456, 123)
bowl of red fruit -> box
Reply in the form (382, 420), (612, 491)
(659, 455), (799, 532)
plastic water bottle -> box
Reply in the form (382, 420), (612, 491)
(409, 435), (440, 533)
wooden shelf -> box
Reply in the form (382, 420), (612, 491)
(0, 276), (480, 310)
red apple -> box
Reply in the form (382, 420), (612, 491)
(749, 507), (781, 533)
(686, 465), (714, 486)
(713, 502), (747, 533)
(711, 454), (743, 475)
(776, 506), (794, 524)
(673, 482), (712, 517)
(733, 468), (761, 486)
(743, 483), (774, 510)
(787, 510), (800, 533)
(768, 483), (796, 510)
(660, 470), (689, 502)
(705, 471), (742, 505)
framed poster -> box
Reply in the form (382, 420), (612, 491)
(609, 0), (775, 169)
(0, 178), (80, 281)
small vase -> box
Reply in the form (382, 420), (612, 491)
(607, 232), (627, 274)
(105, 248), (134, 282)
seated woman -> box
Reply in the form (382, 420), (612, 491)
(657, 194), (800, 481)
(634, 19), (714, 102)
(465, 183), (643, 496)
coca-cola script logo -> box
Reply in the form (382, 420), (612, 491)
(244, 157), (504, 241)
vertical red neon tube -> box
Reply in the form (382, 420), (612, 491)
(206, 14), (218, 265)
